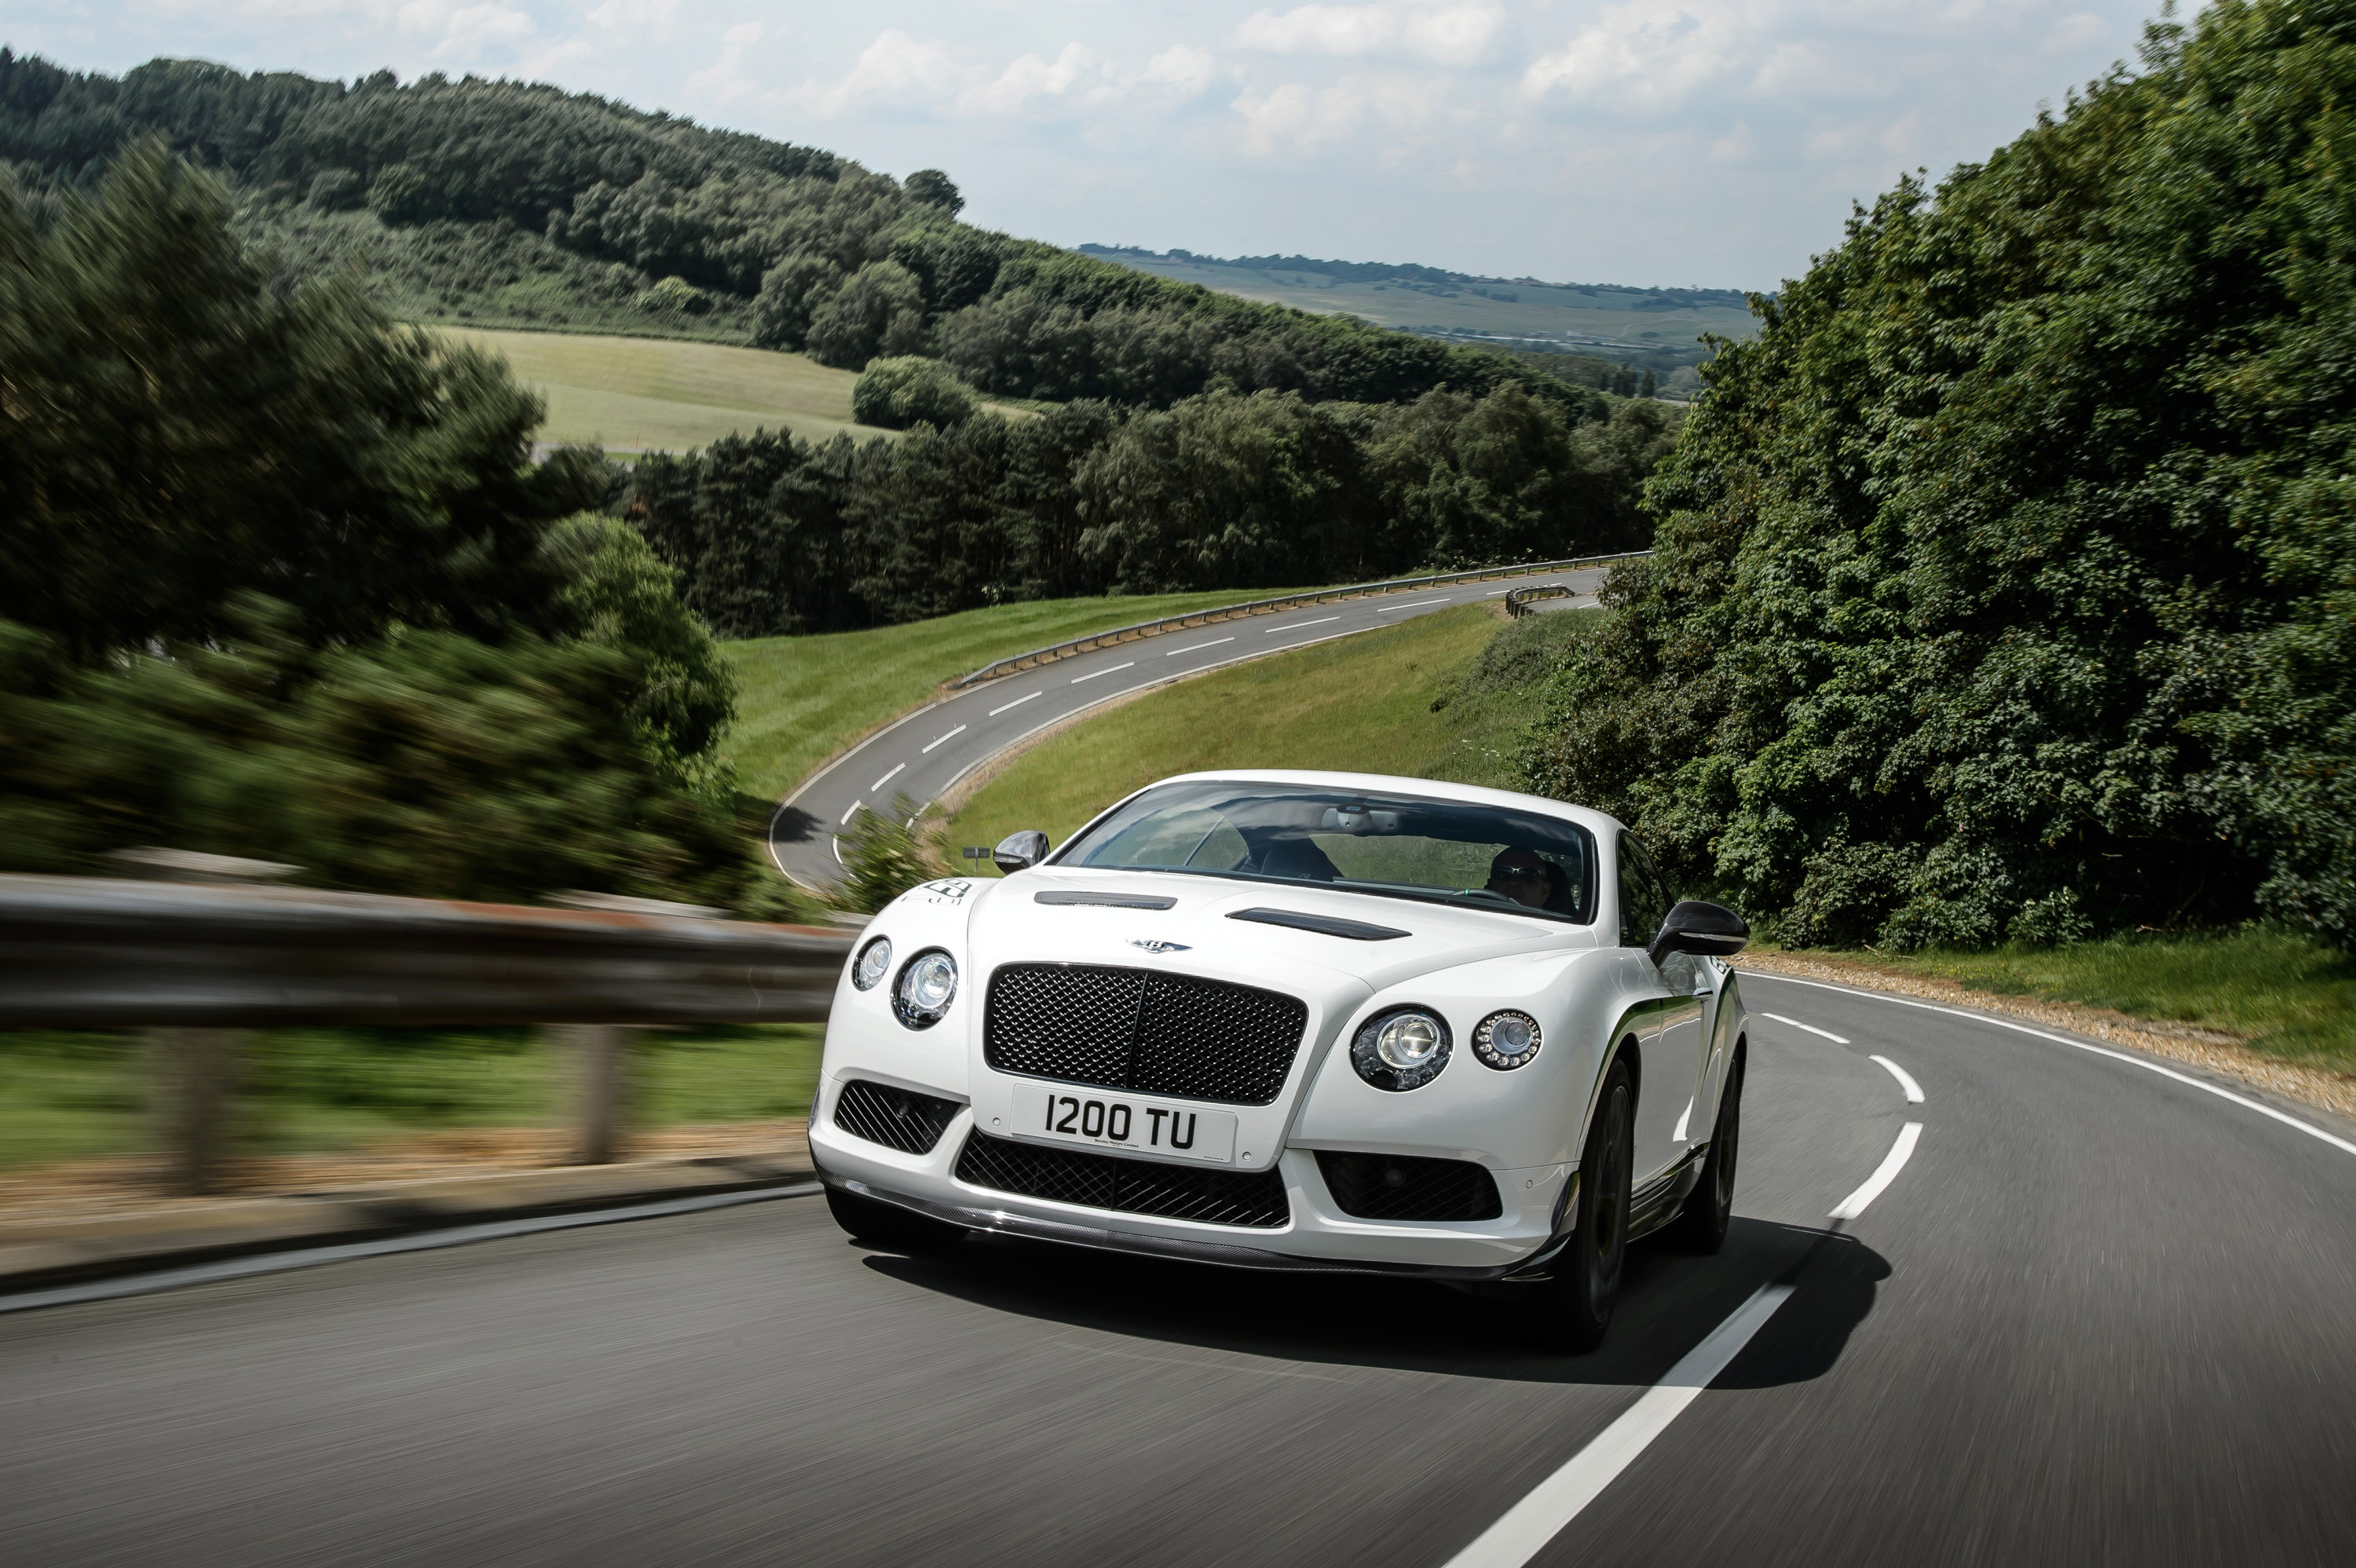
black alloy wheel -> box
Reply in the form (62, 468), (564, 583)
(1667, 1048), (1743, 1254)
(825, 1185), (967, 1255)
(1536, 1058), (1633, 1353)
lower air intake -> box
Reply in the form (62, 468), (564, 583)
(954, 1130), (1290, 1230)
(1315, 1151), (1504, 1222)
(832, 1079), (963, 1155)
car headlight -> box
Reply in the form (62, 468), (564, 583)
(893, 948), (958, 1029)
(1352, 1007), (1451, 1091)
(852, 936), (893, 992)
(1472, 1010), (1542, 1070)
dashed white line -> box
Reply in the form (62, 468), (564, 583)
(869, 762), (905, 793)
(988, 691), (1041, 717)
(1762, 1011), (1850, 1044)
(1830, 1122), (1923, 1219)
(839, 799), (864, 826)
(1375, 595), (1451, 612)
(1871, 1054), (1925, 1103)
(1071, 661), (1135, 683)
(1486, 588), (1512, 595)
(1441, 1283), (1795, 1568)
(1265, 616), (1341, 634)
(1165, 636), (1236, 657)
(920, 724), (966, 753)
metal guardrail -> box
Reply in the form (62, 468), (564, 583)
(0, 874), (858, 1191)
(951, 550), (1651, 688)
(1505, 583), (1579, 617)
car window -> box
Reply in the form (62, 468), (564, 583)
(1618, 832), (1674, 947)
(1059, 781), (1599, 923)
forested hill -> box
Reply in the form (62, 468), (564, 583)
(0, 49), (1605, 413)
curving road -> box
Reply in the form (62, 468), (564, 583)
(5, 973), (2353, 1565)
(770, 565), (1608, 888)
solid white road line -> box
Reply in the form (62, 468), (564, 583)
(1070, 661), (1135, 683)
(1375, 595), (1450, 612)
(1761, 1011), (1850, 1044)
(0, 1184), (825, 1318)
(1750, 972), (2356, 1160)
(1165, 636), (1236, 656)
(1830, 1122), (1923, 1219)
(1871, 1054), (1926, 1104)
(920, 724), (967, 754)
(987, 691), (1041, 717)
(1486, 588), (1512, 595)
(1265, 616), (1341, 634)
(1443, 1284), (1796, 1568)
(839, 799), (863, 825)
(869, 762), (905, 793)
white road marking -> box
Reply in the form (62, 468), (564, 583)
(839, 799), (863, 825)
(1830, 1122), (1923, 1219)
(1375, 595), (1451, 612)
(1486, 588), (1512, 595)
(0, 1184), (823, 1317)
(1442, 1283), (1795, 1568)
(1751, 972), (2356, 1160)
(1671, 1100), (1692, 1142)
(1165, 636), (1236, 656)
(1070, 661), (1135, 683)
(920, 724), (966, 754)
(1871, 1054), (1925, 1103)
(987, 691), (1041, 716)
(869, 762), (905, 792)
(1762, 1011), (1850, 1044)
(1265, 616), (1341, 634)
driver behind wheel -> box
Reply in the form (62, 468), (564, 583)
(1487, 849), (1571, 914)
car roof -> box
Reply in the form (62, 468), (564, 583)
(1141, 769), (1625, 840)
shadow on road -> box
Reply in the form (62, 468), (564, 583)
(858, 1215), (1887, 1390)
(768, 805), (822, 845)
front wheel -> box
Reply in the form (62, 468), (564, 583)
(1531, 1058), (1633, 1353)
(825, 1185), (967, 1255)
(1667, 1049), (1742, 1254)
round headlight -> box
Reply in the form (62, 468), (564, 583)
(1351, 1007), (1452, 1091)
(1472, 1010), (1542, 1070)
(852, 936), (893, 992)
(893, 948), (958, 1029)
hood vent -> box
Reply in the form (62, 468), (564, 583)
(1228, 908), (1410, 941)
(1033, 890), (1178, 909)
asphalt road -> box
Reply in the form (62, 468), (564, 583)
(770, 565), (1608, 888)
(6, 973), (2353, 1566)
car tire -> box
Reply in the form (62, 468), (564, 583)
(1666, 1049), (1743, 1255)
(1533, 1057), (1633, 1353)
(825, 1185), (967, 1255)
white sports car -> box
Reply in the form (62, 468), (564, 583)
(810, 769), (1752, 1349)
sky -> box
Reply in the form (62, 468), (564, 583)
(4, 1), (2176, 291)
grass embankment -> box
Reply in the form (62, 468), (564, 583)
(0, 1023), (823, 1173)
(1775, 932), (2356, 1076)
(722, 588), (1328, 802)
(942, 604), (1593, 855)
(437, 327), (887, 451)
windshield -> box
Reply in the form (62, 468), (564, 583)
(1054, 781), (1597, 923)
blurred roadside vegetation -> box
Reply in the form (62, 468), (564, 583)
(0, 1024), (823, 1172)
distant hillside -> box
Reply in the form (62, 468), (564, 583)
(1077, 244), (1756, 386)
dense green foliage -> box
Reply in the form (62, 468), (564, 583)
(633, 390), (1678, 638)
(0, 49), (1609, 415)
(0, 148), (775, 911)
(1522, 0), (2356, 954)
(851, 356), (977, 429)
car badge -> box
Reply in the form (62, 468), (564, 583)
(1129, 939), (1191, 954)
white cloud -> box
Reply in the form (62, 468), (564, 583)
(1144, 44), (1219, 97)
(1238, 5), (1396, 57)
(964, 42), (1118, 115)
(2044, 12), (2109, 53)
(790, 28), (971, 118)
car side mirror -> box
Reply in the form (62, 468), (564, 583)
(1649, 899), (1749, 965)
(992, 830), (1050, 875)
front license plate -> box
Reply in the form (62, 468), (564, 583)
(1023, 1090), (1238, 1165)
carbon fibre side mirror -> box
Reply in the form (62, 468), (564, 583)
(993, 830), (1050, 875)
(1649, 900), (1749, 966)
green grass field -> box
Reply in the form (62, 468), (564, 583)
(942, 604), (1576, 857)
(721, 589), (1341, 802)
(437, 328), (889, 451)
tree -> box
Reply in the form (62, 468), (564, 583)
(852, 356), (976, 429)
(749, 252), (839, 350)
(805, 259), (926, 368)
(902, 168), (963, 216)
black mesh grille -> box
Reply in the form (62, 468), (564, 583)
(954, 1130), (1290, 1229)
(1316, 1151), (1504, 1222)
(832, 1080), (963, 1155)
(985, 963), (1308, 1106)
